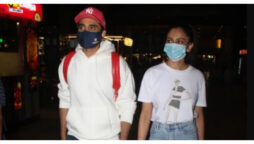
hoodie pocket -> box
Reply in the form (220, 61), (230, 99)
(66, 107), (118, 139)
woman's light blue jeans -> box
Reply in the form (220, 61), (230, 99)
(149, 120), (198, 140)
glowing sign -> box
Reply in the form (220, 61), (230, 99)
(20, 4), (36, 11)
(0, 4), (43, 22)
(26, 28), (38, 71)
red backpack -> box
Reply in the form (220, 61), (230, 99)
(62, 51), (121, 101)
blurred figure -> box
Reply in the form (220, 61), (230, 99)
(38, 65), (50, 108)
(0, 78), (6, 140)
(57, 7), (136, 140)
(138, 25), (207, 140)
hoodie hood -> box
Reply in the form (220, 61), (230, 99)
(75, 40), (115, 60)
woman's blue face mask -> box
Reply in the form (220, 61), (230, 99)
(163, 43), (187, 62)
(77, 30), (102, 49)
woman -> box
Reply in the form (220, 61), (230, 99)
(137, 25), (206, 140)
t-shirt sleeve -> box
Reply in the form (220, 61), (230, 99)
(196, 73), (207, 107)
(138, 70), (153, 103)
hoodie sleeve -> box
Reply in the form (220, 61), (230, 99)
(57, 57), (71, 109)
(115, 57), (137, 124)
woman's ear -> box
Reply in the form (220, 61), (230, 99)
(102, 30), (106, 37)
(186, 42), (194, 53)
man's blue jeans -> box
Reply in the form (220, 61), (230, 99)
(149, 120), (198, 140)
(66, 135), (78, 140)
(66, 134), (119, 140)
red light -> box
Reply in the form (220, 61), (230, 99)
(14, 81), (22, 110)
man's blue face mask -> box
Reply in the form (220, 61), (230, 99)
(163, 43), (187, 62)
(77, 30), (102, 49)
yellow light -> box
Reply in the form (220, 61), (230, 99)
(66, 35), (77, 39)
(17, 81), (22, 89)
(104, 35), (123, 41)
(32, 76), (37, 80)
(152, 55), (161, 60)
(216, 39), (222, 49)
(124, 37), (133, 47)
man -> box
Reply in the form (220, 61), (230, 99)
(58, 7), (136, 140)
(0, 78), (6, 140)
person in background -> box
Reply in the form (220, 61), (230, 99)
(57, 7), (136, 140)
(0, 78), (6, 140)
(138, 25), (206, 140)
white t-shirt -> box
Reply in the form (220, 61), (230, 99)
(138, 62), (206, 124)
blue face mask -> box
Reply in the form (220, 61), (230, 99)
(77, 30), (102, 49)
(163, 43), (186, 62)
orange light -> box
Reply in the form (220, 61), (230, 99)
(216, 39), (222, 49)
(239, 49), (247, 55)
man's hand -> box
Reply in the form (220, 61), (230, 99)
(59, 108), (69, 140)
(120, 121), (131, 140)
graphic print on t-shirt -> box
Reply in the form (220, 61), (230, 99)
(165, 79), (192, 123)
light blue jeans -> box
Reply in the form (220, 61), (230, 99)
(149, 120), (198, 140)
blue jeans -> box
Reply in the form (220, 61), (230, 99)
(66, 135), (78, 140)
(66, 134), (119, 140)
(149, 120), (198, 140)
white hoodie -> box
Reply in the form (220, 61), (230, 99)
(57, 40), (137, 140)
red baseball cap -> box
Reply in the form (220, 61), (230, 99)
(74, 7), (106, 29)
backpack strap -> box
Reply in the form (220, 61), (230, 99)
(63, 51), (76, 84)
(63, 51), (120, 101)
(111, 52), (120, 101)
